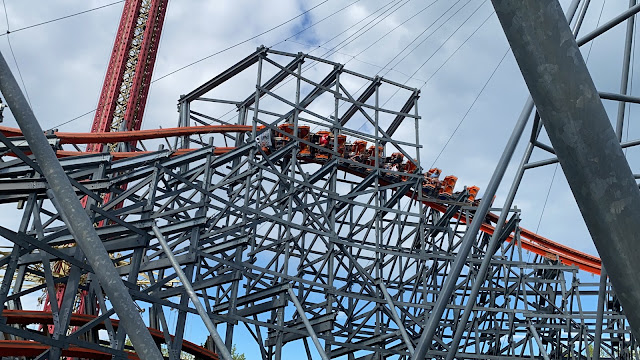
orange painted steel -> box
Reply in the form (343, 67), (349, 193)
(0, 124), (603, 275)
(0, 125), (253, 144)
(2, 310), (219, 360)
(420, 199), (601, 274)
(0, 340), (140, 360)
(305, 156), (602, 274)
(55, 147), (235, 160)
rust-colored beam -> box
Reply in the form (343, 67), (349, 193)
(0, 125), (252, 144)
(0, 124), (602, 273)
(1, 310), (219, 360)
(0, 340), (139, 360)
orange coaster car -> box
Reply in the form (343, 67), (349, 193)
(439, 175), (458, 198)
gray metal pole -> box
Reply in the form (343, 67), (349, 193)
(411, 87), (531, 360)
(491, 0), (640, 339)
(593, 267), (607, 360)
(151, 224), (233, 360)
(528, 323), (551, 360)
(0, 51), (163, 360)
(378, 281), (415, 355)
(178, 97), (190, 150)
(286, 287), (330, 360)
(616, 0), (637, 140)
(445, 2), (583, 357)
(443, 98), (534, 360)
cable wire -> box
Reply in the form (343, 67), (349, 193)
(350, 0), (478, 132)
(48, 0), (333, 129)
(285, 39), (429, 82)
(417, 7), (494, 90)
(271, 0), (406, 88)
(348, 0), (486, 130)
(399, 0), (488, 82)
(152, 0), (330, 83)
(210, 0), (411, 129)
(0, 0), (125, 37)
(430, 47), (511, 168)
(585, 0), (607, 63)
(2, 0), (32, 108)
(535, 163), (559, 233)
(349, 0), (439, 60)
(372, 0), (483, 110)
(356, 0), (489, 133)
(313, 0), (410, 60)
(191, 0), (396, 128)
(278, 0), (408, 89)
(50, 109), (97, 130)
(379, 0), (469, 77)
(272, 0), (363, 48)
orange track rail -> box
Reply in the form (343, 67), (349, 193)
(0, 125), (602, 274)
(1, 310), (219, 360)
(0, 340), (140, 360)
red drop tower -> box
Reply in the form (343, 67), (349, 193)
(87, 0), (168, 152)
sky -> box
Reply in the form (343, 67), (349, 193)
(0, 0), (637, 357)
(1, 0), (633, 254)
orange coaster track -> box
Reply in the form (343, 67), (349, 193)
(0, 124), (602, 274)
(0, 310), (219, 360)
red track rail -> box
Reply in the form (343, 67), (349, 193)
(1, 310), (219, 360)
(0, 340), (140, 360)
(0, 124), (603, 274)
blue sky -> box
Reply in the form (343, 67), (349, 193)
(0, 0), (636, 358)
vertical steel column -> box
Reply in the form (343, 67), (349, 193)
(327, 65), (339, 356)
(413, 93), (425, 253)
(0, 51), (163, 360)
(444, 2), (584, 357)
(616, 0), (637, 140)
(573, 0), (591, 36)
(411, 83), (531, 360)
(593, 267), (607, 360)
(491, 0), (640, 339)
(373, 80), (383, 360)
(179, 96), (190, 150)
(443, 98), (535, 360)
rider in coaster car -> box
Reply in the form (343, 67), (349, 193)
(319, 134), (331, 148)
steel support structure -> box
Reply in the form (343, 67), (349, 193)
(0, 50), (163, 360)
(491, 0), (640, 341)
(0, 48), (637, 359)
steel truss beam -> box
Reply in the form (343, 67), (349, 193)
(0, 47), (636, 359)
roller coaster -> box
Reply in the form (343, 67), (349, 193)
(1, 0), (640, 359)
(0, 45), (631, 360)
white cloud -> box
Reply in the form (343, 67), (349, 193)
(0, 1), (637, 355)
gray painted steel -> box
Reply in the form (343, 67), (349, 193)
(491, 0), (640, 340)
(0, 42), (637, 359)
(152, 224), (233, 360)
(0, 51), (163, 360)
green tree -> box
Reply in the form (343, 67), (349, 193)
(231, 345), (246, 360)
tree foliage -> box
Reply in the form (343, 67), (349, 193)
(231, 345), (246, 360)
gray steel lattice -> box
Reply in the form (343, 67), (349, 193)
(0, 46), (636, 360)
